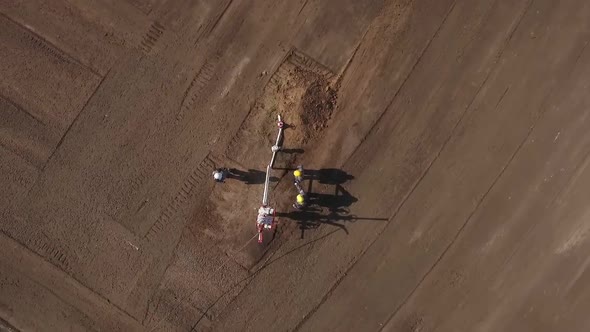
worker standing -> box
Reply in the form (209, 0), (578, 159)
(292, 165), (306, 209)
(293, 165), (304, 184)
(293, 193), (306, 210)
(212, 168), (228, 183)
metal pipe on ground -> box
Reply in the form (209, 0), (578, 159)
(262, 164), (271, 206)
(270, 115), (284, 169)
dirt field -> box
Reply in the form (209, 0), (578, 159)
(2, 0), (590, 331)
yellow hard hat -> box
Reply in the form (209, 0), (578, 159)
(296, 194), (305, 203)
(294, 170), (302, 177)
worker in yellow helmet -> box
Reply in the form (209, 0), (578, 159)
(293, 165), (304, 184)
(293, 193), (306, 210)
(297, 194), (305, 203)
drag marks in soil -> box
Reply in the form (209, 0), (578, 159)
(144, 155), (216, 243)
(1, 226), (71, 273)
(226, 116), (251, 159)
(0, 94), (44, 126)
(0, 95), (52, 169)
(203, 0), (235, 37)
(108, 157), (158, 223)
(125, 0), (154, 15)
(31, 233), (71, 271)
(267, 49), (336, 90)
(24, 33), (71, 65)
(266, 60), (293, 89)
(287, 49), (336, 81)
(110, 163), (152, 219)
(140, 22), (165, 54)
(0, 13), (100, 77)
(176, 55), (221, 123)
(129, 166), (150, 199)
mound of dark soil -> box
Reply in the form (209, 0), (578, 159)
(301, 79), (337, 133)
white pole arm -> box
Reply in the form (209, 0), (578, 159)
(262, 164), (271, 206)
(270, 115), (284, 168)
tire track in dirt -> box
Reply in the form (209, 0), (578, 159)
(297, 0), (311, 17)
(1, 216), (72, 279)
(205, 0), (234, 36)
(176, 54), (221, 123)
(129, 167), (150, 199)
(294, 0), (535, 329)
(0, 231), (143, 331)
(0, 94), (44, 126)
(0, 12), (103, 134)
(0, 317), (18, 332)
(0, 95), (56, 169)
(291, 4), (461, 330)
(359, 8), (518, 328)
(125, 0), (155, 15)
(0, 12), (101, 78)
(379, 31), (590, 331)
(340, 0), (458, 168)
(287, 49), (337, 81)
(144, 154), (216, 243)
(140, 21), (165, 54)
(379, 29), (588, 331)
(40, 68), (111, 172)
(181, 47), (339, 330)
(1, 227), (71, 273)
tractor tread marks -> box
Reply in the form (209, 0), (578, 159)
(176, 55), (221, 123)
(21, 230), (72, 272)
(287, 50), (335, 80)
(144, 154), (216, 242)
(268, 64), (292, 88)
(22, 32), (72, 65)
(141, 22), (165, 54)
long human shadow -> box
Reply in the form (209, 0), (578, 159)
(276, 208), (387, 239)
(187, 205), (389, 330)
(185, 170), (383, 330)
(304, 168), (355, 185)
(274, 168), (355, 185)
(307, 185), (358, 212)
(281, 148), (305, 154)
(227, 168), (278, 184)
(278, 168), (387, 239)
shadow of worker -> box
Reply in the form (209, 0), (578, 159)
(307, 185), (358, 213)
(276, 208), (350, 236)
(276, 208), (388, 239)
(305, 168), (355, 185)
(227, 168), (278, 185)
(280, 148), (305, 155)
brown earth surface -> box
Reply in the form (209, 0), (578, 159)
(2, 0), (590, 331)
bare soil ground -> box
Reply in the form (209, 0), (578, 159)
(2, 0), (590, 331)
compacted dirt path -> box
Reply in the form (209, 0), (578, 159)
(2, 0), (590, 331)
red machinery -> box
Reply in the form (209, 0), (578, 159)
(256, 115), (284, 243)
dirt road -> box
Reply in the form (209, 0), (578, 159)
(1, 0), (590, 331)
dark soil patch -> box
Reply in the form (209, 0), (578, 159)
(301, 78), (337, 137)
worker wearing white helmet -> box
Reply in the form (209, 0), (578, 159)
(212, 168), (227, 183)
